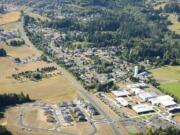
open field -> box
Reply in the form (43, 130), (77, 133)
(1, 43), (40, 58)
(0, 57), (79, 103)
(0, 43), (79, 103)
(168, 14), (180, 35)
(160, 82), (180, 99)
(150, 66), (180, 84)
(0, 22), (20, 30)
(0, 11), (20, 25)
(150, 66), (180, 100)
(153, 2), (166, 10)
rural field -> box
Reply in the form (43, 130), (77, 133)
(0, 11), (20, 25)
(150, 66), (180, 99)
(0, 43), (79, 103)
(160, 82), (180, 99)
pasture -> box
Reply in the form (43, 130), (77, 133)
(0, 43), (79, 103)
(0, 11), (20, 25)
(160, 82), (180, 99)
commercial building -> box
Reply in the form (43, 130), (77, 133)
(116, 97), (129, 107)
(157, 95), (176, 108)
(127, 83), (148, 89)
(112, 90), (130, 97)
(132, 104), (154, 114)
(138, 92), (157, 102)
(130, 88), (144, 95)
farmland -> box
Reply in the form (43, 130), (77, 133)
(160, 82), (180, 99)
(150, 66), (180, 100)
(150, 66), (180, 83)
(0, 42), (79, 103)
(0, 11), (20, 25)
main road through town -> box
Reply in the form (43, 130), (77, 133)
(19, 15), (122, 135)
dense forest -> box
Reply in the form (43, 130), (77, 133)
(0, 48), (7, 57)
(0, 126), (12, 135)
(0, 92), (31, 110)
(21, 0), (180, 65)
(0, 93), (32, 135)
(0, 92), (32, 118)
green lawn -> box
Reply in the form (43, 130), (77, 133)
(160, 82), (180, 99)
(150, 66), (180, 83)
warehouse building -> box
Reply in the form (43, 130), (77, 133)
(132, 104), (154, 114)
(130, 88), (144, 95)
(116, 97), (129, 107)
(112, 90), (130, 97)
(157, 95), (176, 108)
(138, 92), (157, 102)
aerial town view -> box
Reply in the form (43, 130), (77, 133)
(0, 0), (180, 135)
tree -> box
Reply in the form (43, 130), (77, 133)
(0, 48), (6, 57)
(0, 126), (12, 135)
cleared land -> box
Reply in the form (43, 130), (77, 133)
(150, 66), (180, 99)
(150, 66), (180, 84)
(160, 82), (180, 99)
(168, 14), (180, 35)
(0, 43), (79, 103)
(1, 43), (39, 58)
(0, 11), (20, 25)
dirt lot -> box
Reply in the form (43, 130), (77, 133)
(23, 106), (55, 129)
(175, 115), (180, 123)
(0, 11), (20, 25)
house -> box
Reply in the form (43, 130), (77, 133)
(77, 115), (86, 122)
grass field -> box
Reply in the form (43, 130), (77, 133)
(150, 66), (180, 83)
(150, 66), (180, 99)
(0, 43), (79, 103)
(168, 14), (180, 35)
(1, 43), (40, 58)
(160, 82), (180, 99)
(0, 11), (20, 25)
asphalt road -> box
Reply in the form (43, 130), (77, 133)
(19, 15), (122, 135)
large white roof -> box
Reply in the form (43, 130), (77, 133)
(157, 95), (174, 101)
(116, 97), (129, 106)
(130, 88), (144, 95)
(157, 95), (177, 107)
(127, 83), (147, 89)
(112, 90), (129, 97)
(132, 104), (154, 113)
(139, 92), (157, 100)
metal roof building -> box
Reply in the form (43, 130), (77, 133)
(116, 97), (129, 106)
(138, 92), (157, 101)
(112, 90), (130, 97)
(132, 104), (154, 114)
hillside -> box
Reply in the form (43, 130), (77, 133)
(7, 0), (180, 66)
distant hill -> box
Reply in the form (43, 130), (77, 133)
(7, 0), (180, 65)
